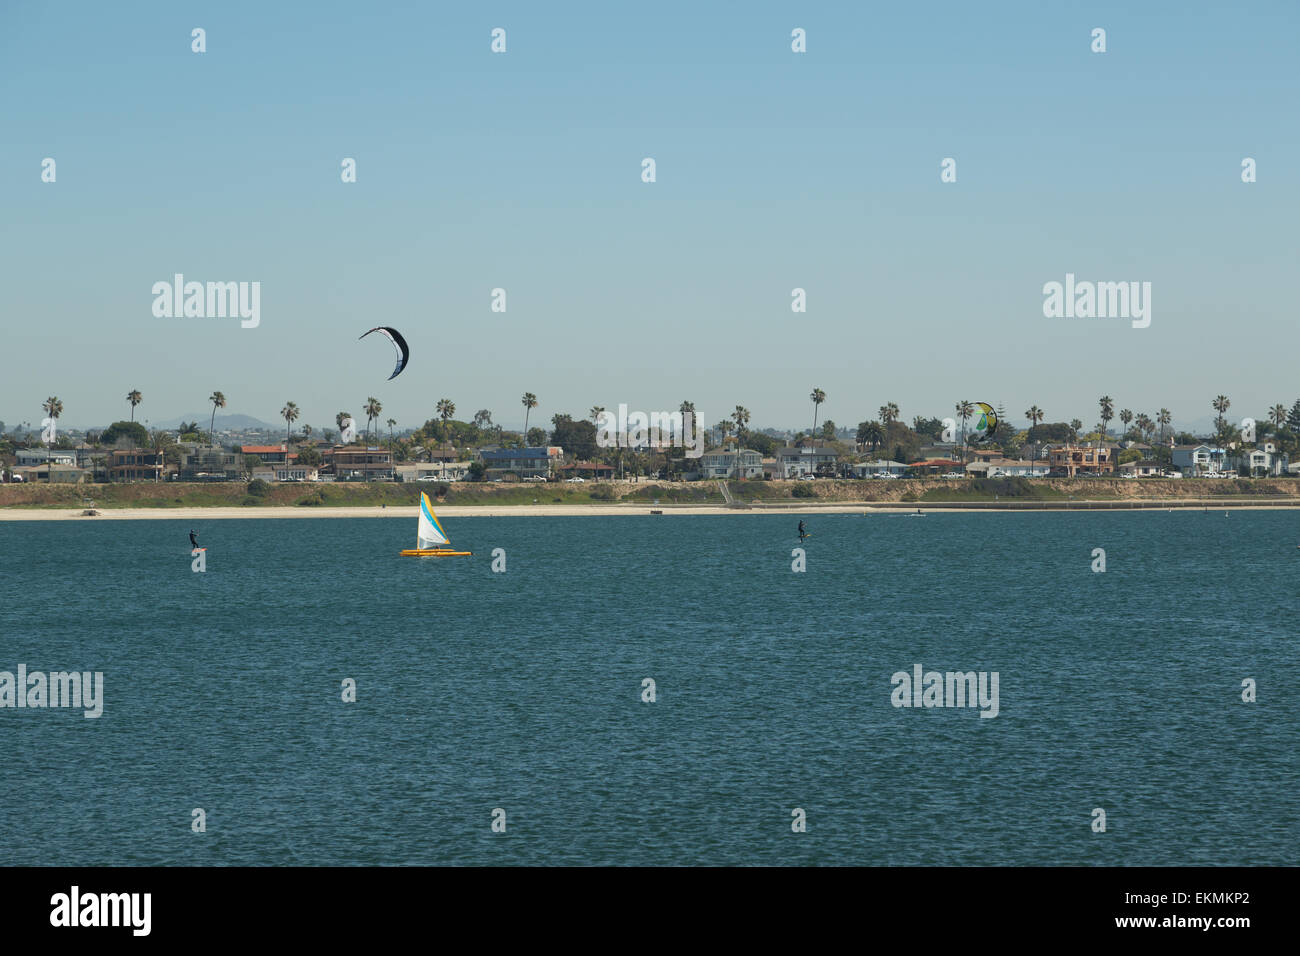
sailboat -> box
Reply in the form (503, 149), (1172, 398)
(400, 492), (472, 557)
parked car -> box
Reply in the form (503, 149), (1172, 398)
(566, 477), (585, 483)
(942, 472), (964, 479)
(523, 475), (547, 482)
(417, 475), (441, 482)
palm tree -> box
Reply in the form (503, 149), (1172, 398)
(857, 420), (884, 454)
(588, 405), (605, 424)
(1270, 404), (1287, 430)
(281, 401), (299, 445)
(42, 396), (63, 483)
(521, 393), (538, 442)
(1024, 405), (1044, 442)
(879, 402), (899, 428)
(1135, 413), (1154, 440)
(731, 405), (750, 478)
(126, 390), (142, 421)
(1157, 408), (1171, 444)
(1212, 395), (1231, 433)
(955, 400), (974, 462)
(1098, 396), (1114, 439)
(436, 399), (456, 443)
(150, 428), (175, 483)
(715, 420), (733, 448)
(302, 424), (312, 441)
(386, 418), (396, 448)
(809, 388), (826, 445)
(1070, 419), (1083, 441)
(364, 397), (382, 443)
(1119, 409), (1133, 437)
(207, 391), (226, 443)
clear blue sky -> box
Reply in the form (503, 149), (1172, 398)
(2, 1), (1296, 434)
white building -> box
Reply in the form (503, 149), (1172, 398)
(966, 459), (1048, 477)
(396, 462), (473, 482)
(853, 459), (908, 477)
(776, 444), (839, 478)
(699, 448), (763, 479)
(16, 448), (77, 467)
(1241, 443), (1288, 477)
(1170, 444), (1227, 476)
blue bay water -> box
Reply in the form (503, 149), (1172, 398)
(1, 511), (1296, 865)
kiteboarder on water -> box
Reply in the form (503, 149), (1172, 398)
(189, 529), (200, 550)
(798, 520), (808, 542)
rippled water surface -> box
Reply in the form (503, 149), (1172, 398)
(2, 512), (1295, 865)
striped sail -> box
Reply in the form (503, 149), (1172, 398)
(417, 493), (451, 549)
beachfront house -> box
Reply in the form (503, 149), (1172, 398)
(965, 458), (1048, 477)
(107, 448), (164, 482)
(1048, 444), (1115, 476)
(776, 444), (839, 478)
(908, 458), (966, 476)
(240, 444), (291, 465)
(557, 460), (617, 481)
(1241, 443), (1288, 477)
(1170, 444), (1227, 476)
(699, 447), (763, 479)
(479, 446), (563, 480)
(395, 461), (473, 482)
(331, 445), (395, 481)
(414, 446), (461, 464)
(181, 446), (244, 481)
(853, 459), (908, 478)
(15, 448), (77, 468)
(271, 464), (319, 481)
(11, 463), (87, 483)
(1118, 459), (1163, 478)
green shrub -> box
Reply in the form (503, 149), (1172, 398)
(589, 485), (618, 500)
(247, 478), (270, 497)
(791, 483), (816, 498)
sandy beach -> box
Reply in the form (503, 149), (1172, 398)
(3, 500), (1299, 520)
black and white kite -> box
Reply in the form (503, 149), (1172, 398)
(359, 326), (409, 380)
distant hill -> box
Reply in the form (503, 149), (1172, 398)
(150, 413), (278, 430)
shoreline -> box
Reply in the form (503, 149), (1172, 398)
(3, 500), (1300, 520)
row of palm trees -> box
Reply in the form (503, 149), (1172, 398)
(48, 387), (1299, 465)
